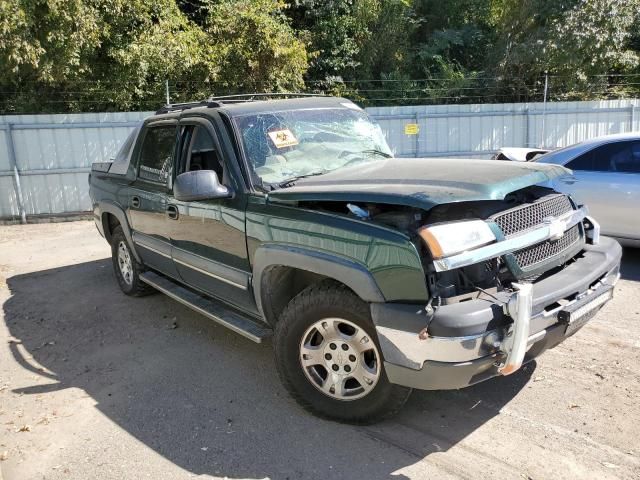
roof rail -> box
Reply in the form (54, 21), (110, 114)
(155, 101), (212, 115)
(207, 92), (325, 102)
(155, 92), (326, 114)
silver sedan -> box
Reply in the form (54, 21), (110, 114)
(534, 133), (640, 246)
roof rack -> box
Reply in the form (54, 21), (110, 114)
(207, 93), (325, 102)
(155, 100), (212, 115)
(155, 92), (326, 114)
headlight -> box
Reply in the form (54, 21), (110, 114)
(418, 220), (496, 258)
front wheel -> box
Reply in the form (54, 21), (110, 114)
(273, 281), (411, 423)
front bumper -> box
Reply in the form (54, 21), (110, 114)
(372, 236), (622, 390)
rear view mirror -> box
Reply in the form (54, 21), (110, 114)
(173, 170), (232, 202)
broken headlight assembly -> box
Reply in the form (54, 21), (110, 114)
(418, 220), (496, 259)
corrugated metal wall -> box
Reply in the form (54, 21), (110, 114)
(1, 99), (638, 221)
(0, 111), (150, 220)
(368, 99), (640, 158)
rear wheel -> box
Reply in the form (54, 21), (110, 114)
(273, 281), (411, 423)
(110, 226), (154, 296)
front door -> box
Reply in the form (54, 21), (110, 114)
(168, 119), (256, 315)
(128, 121), (180, 278)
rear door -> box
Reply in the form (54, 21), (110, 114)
(128, 121), (180, 278)
(168, 117), (256, 314)
(560, 140), (640, 240)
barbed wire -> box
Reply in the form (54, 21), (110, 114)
(4, 82), (640, 96)
(4, 72), (640, 86)
(1, 73), (638, 114)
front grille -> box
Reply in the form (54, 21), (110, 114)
(512, 224), (581, 269)
(493, 194), (573, 237)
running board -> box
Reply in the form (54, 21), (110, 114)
(140, 271), (272, 343)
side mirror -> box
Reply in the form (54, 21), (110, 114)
(173, 170), (232, 202)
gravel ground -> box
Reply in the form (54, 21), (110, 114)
(1, 221), (639, 480)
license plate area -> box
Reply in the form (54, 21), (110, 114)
(557, 286), (614, 337)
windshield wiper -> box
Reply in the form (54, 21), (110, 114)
(277, 170), (328, 188)
(360, 149), (392, 158)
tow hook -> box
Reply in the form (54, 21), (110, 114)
(418, 297), (438, 340)
(497, 282), (533, 375)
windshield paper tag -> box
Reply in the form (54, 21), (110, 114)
(268, 129), (298, 148)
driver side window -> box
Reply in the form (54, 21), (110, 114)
(179, 125), (225, 181)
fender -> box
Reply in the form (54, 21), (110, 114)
(251, 244), (386, 317)
(98, 201), (141, 262)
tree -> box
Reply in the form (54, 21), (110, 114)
(205, 0), (307, 95)
(0, 0), (308, 112)
(1, 0), (639, 112)
(487, 0), (640, 98)
(286, 0), (413, 81)
(411, 0), (492, 79)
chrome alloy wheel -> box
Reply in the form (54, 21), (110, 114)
(117, 241), (133, 285)
(299, 318), (381, 401)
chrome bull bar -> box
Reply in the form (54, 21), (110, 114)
(497, 282), (533, 375)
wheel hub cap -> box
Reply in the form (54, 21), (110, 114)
(299, 318), (381, 401)
(117, 241), (133, 285)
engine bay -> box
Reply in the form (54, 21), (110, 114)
(299, 185), (580, 304)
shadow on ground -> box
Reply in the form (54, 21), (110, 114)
(4, 259), (540, 479)
(621, 247), (640, 281)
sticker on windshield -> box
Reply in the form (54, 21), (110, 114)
(268, 129), (298, 148)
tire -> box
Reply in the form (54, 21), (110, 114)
(273, 280), (412, 424)
(110, 226), (154, 297)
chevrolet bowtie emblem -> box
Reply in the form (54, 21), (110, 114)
(544, 216), (566, 241)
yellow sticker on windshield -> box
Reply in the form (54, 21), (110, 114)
(268, 129), (298, 148)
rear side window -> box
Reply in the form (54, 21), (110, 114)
(613, 141), (640, 173)
(110, 125), (141, 175)
(567, 140), (640, 173)
(137, 126), (176, 183)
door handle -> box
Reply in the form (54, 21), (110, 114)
(131, 196), (140, 208)
(561, 176), (577, 185)
(166, 205), (179, 220)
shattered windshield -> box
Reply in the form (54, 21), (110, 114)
(234, 107), (392, 186)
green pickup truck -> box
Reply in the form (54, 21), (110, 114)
(89, 94), (621, 423)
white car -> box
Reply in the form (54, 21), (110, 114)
(534, 133), (640, 247)
(492, 147), (551, 162)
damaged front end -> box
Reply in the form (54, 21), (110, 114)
(366, 186), (621, 390)
(272, 180), (620, 390)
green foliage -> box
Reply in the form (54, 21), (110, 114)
(412, 0), (492, 78)
(98, 1), (216, 110)
(487, 0), (640, 98)
(0, 0), (307, 112)
(287, 0), (412, 81)
(205, 0), (307, 94)
(0, 0), (639, 112)
(354, 0), (414, 80)
(489, 0), (639, 75)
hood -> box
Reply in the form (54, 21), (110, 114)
(267, 158), (571, 210)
